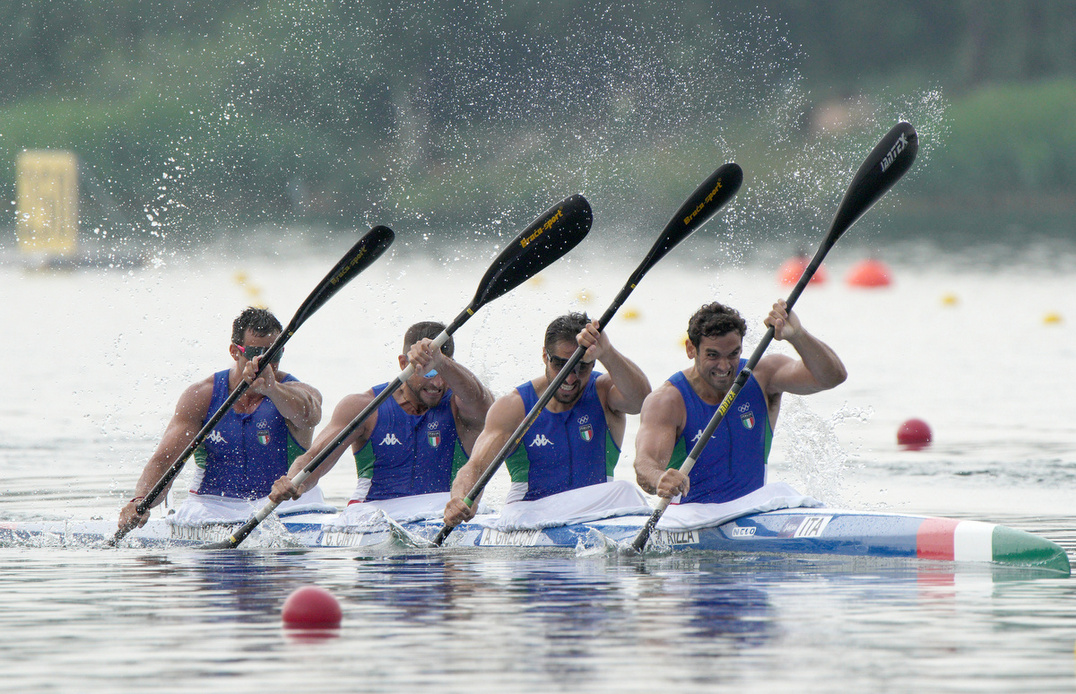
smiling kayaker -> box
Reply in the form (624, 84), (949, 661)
(633, 300), (847, 506)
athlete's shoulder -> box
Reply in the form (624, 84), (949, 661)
(644, 379), (687, 410)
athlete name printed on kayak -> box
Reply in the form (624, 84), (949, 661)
(481, 528), (543, 546)
(656, 530), (700, 545)
(169, 524), (231, 542)
(319, 530), (376, 547)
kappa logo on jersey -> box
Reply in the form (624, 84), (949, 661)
(578, 423), (593, 442)
(690, 429), (705, 444)
(206, 430), (228, 445)
(529, 434), (555, 447)
(379, 433), (403, 446)
(427, 425), (441, 448)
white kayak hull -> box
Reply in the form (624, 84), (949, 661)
(2, 507), (1069, 576)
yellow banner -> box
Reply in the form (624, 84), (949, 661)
(16, 150), (79, 256)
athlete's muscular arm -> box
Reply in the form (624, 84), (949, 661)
(443, 392), (527, 526)
(242, 358), (323, 445)
(269, 391), (377, 503)
(578, 321), (651, 415)
(755, 300), (847, 396)
(633, 384), (691, 499)
(118, 378), (213, 530)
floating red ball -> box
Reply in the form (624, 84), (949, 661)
(282, 585), (342, 629)
(846, 259), (891, 287)
(777, 256), (827, 286)
(897, 418), (932, 449)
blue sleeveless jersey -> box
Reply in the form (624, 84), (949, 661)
(193, 369), (306, 499)
(506, 372), (620, 501)
(668, 361), (772, 504)
(352, 383), (466, 501)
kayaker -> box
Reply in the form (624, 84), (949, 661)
(443, 313), (653, 528)
(633, 300), (847, 506)
(118, 307), (326, 530)
(269, 321), (493, 521)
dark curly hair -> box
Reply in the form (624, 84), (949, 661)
(686, 302), (746, 348)
(231, 307), (282, 345)
(544, 312), (589, 352)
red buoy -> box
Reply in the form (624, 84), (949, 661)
(897, 418), (932, 449)
(846, 259), (891, 287)
(777, 255), (826, 286)
(282, 585), (342, 629)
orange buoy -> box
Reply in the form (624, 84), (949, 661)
(897, 418), (932, 450)
(282, 585), (342, 629)
(777, 255), (826, 286)
(846, 259), (891, 288)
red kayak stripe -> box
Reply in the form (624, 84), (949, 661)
(916, 517), (959, 560)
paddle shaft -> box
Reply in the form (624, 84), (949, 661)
(433, 164), (744, 546)
(111, 227), (394, 545)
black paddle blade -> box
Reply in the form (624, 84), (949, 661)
(469, 195), (592, 310)
(292, 225), (395, 327)
(828, 122), (918, 242)
(641, 162), (743, 272)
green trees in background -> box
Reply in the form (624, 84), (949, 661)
(2, 0), (1075, 240)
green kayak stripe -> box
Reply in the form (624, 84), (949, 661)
(992, 524), (1071, 576)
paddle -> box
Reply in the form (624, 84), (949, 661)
(630, 121), (919, 553)
(204, 194), (594, 549)
(432, 163), (744, 546)
(110, 225), (396, 546)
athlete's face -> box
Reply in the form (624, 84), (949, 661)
(230, 329), (281, 368)
(400, 353), (446, 410)
(688, 332), (742, 394)
(544, 340), (593, 406)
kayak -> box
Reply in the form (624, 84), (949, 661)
(2, 506), (1069, 576)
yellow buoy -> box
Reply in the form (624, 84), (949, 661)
(576, 289), (593, 304)
(623, 307), (640, 320)
(528, 274), (545, 288)
(233, 270), (249, 286)
(1043, 312), (1062, 325)
(941, 293), (959, 306)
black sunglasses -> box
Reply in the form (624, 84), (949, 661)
(238, 344), (282, 364)
(547, 354), (592, 374)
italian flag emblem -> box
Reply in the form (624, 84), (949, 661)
(427, 431), (441, 448)
(579, 423), (594, 442)
(740, 412), (755, 430)
(257, 430), (272, 445)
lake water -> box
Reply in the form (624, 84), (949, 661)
(2, 228), (1074, 692)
